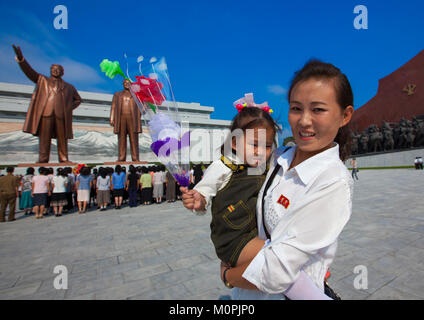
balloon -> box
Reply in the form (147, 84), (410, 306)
(99, 59), (128, 80)
(130, 57), (190, 187)
(100, 55), (190, 186)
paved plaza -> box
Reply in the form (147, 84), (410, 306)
(0, 169), (424, 300)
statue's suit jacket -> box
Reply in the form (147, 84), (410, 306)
(110, 90), (142, 134)
(18, 58), (81, 139)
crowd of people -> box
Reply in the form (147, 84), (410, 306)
(0, 164), (205, 222)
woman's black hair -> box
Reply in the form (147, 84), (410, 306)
(129, 165), (136, 175)
(39, 167), (46, 175)
(287, 59), (353, 161)
(99, 167), (107, 179)
(221, 107), (281, 155)
(115, 165), (122, 174)
(57, 167), (67, 177)
(26, 167), (35, 175)
(80, 166), (90, 176)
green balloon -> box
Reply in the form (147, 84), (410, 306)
(100, 59), (128, 80)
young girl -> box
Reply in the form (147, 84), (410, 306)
(181, 94), (279, 268)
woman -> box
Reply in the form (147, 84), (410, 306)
(140, 167), (153, 205)
(96, 167), (111, 211)
(89, 168), (98, 208)
(50, 168), (68, 217)
(193, 164), (204, 186)
(351, 158), (359, 180)
(31, 167), (50, 219)
(111, 165), (126, 209)
(152, 166), (164, 203)
(165, 171), (176, 202)
(20, 167), (34, 215)
(221, 60), (354, 299)
(126, 165), (139, 207)
(76, 166), (92, 213)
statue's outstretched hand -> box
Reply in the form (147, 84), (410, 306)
(12, 44), (23, 62)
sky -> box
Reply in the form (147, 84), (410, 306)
(0, 0), (423, 141)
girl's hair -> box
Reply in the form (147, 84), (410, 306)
(115, 165), (122, 174)
(26, 167), (35, 175)
(39, 167), (46, 175)
(287, 59), (353, 161)
(221, 107), (281, 155)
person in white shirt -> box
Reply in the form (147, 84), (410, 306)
(50, 167), (68, 217)
(221, 60), (354, 300)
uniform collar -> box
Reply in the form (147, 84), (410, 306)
(277, 143), (340, 185)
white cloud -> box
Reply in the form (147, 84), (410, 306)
(267, 84), (287, 96)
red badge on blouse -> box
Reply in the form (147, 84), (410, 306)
(277, 194), (290, 209)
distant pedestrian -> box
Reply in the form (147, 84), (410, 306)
(418, 156), (423, 170)
(64, 167), (75, 213)
(0, 167), (20, 222)
(31, 167), (50, 219)
(76, 166), (92, 213)
(111, 165), (126, 209)
(90, 168), (98, 208)
(126, 165), (139, 207)
(153, 166), (164, 203)
(19, 167), (34, 215)
(140, 167), (153, 205)
(165, 171), (176, 202)
(50, 168), (68, 217)
(350, 157), (359, 180)
(45, 167), (54, 215)
(193, 164), (204, 186)
(96, 167), (111, 211)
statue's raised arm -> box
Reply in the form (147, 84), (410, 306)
(12, 44), (39, 83)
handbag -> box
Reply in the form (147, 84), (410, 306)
(324, 281), (341, 300)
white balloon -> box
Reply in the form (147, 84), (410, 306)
(137, 55), (144, 63)
(149, 57), (157, 63)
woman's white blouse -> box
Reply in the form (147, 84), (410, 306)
(233, 144), (353, 299)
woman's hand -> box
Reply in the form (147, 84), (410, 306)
(220, 261), (231, 282)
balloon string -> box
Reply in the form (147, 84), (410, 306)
(151, 63), (168, 112)
(124, 53), (132, 82)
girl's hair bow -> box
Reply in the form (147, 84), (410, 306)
(233, 93), (273, 114)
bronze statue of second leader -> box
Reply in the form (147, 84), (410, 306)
(110, 79), (142, 162)
(12, 45), (82, 163)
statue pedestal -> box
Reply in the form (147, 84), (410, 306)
(17, 162), (77, 167)
(103, 161), (149, 165)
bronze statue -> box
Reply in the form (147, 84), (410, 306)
(110, 79), (142, 161)
(12, 45), (81, 163)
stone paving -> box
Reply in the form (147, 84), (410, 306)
(0, 169), (424, 300)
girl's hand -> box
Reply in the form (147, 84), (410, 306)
(180, 187), (206, 211)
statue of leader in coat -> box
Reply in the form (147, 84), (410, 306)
(12, 45), (81, 163)
(110, 79), (142, 161)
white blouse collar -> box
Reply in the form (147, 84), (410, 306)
(277, 143), (340, 185)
